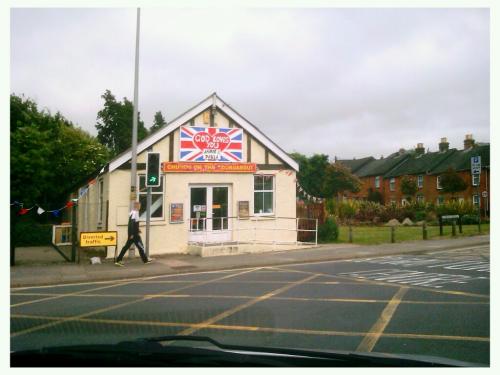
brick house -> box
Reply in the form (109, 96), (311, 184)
(336, 135), (490, 216)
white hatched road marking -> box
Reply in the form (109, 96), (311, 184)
(338, 268), (480, 288)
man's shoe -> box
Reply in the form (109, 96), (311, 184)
(114, 261), (124, 267)
(145, 258), (154, 264)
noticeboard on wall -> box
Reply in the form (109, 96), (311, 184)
(170, 203), (184, 224)
(238, 201), (250, 219)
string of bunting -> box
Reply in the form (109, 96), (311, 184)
(294, 179), (324, 203)
(10, 176), (98, 217)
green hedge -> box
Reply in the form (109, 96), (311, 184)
(318, 217), (339, 243)
(13, 220), (53, 247)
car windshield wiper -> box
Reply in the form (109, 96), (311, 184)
(11, 335), (484, 367)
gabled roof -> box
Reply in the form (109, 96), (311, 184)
(430, 144), (490, 174)
(108, 93), (299, 173)
(336, 157), (374, 173)
(353, 153), (410, 178)
(384, 149), (457, 177)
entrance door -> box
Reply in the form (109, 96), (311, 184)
(189, 185), (231, 243)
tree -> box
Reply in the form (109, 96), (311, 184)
(150, 111), (167, 133)
(95, 90), (149, 156)
(440, 168), (467, 199)
(400, 175), (418, 201)
(290, 153), (360, 199)
(10, 94), (110, 208)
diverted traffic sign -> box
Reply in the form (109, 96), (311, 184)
(80, 231), (117, 247)
(441, 214), (459, 220)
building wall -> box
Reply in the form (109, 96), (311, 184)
(76, 107), (297, 258)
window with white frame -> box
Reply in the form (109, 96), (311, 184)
(97, 178), (104, 223)
(389, 178), (395, 191)
(418, 175), (423, 188)
(437, 196), (444, 205)
(473, 194), (480, 207)
(375, 176), (380, 189)
(138, 174), (164, 220)
(416, 195), (424, 203)
(436, 176), (442, 190)
(472, 173), (480, 186)
(254, 175), (274, 215)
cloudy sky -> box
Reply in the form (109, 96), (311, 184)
(10, 7), (490, 159)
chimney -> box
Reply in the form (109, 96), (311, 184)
(439, 137), (449, 152)
(464, 134), (475, 150)
(415, 143), (425, 155)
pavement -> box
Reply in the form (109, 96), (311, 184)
(10, 235), (490, 288)
(11, 241), (490, 365)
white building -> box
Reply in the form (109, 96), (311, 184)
(76, 93), (303, 257)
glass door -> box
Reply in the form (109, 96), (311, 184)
(190, 187), (207, 231)
(212, 187), (228, 231)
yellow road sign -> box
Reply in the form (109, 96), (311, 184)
(80, 231), (117, 247)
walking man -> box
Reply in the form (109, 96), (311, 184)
(115, 201), (153, 266)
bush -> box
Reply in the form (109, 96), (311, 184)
(460, 214), (480, 225)
(318, 217), (339, 243)
(13, 220), (53, 246)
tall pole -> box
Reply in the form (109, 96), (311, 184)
(129, 8), (141, 257)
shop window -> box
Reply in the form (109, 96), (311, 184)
(418, 175), (423, 188)
(138, 174), (164, 220)
(472, 174), (480, 186)
(97, 179), (104, 223)
(436, 176), (442, 190)
(254, 175), (274, 215)
(375, 176), (380, 189)
(389, 178), (395, 191)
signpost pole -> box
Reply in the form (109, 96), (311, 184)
(146, 187), (151, 258)
(10, 206), (16, 267)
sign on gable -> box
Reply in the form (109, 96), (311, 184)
(180, 126), (243, 162)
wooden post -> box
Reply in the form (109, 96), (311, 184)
(71, 202), (77, 263)
(451, 220), (457, 237)
(348, 225), (353, 243)
(458, 215), (463, 234)
(439, 215), (443, 236)
(422, 221), (428, 240)
(391, 226), (395, 243)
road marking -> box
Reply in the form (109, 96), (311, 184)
(11, 313), (489, 343)
(356, 287), (409, 352)
(175, 274), (319, 336)
(10, 267), (260, 338)
(10, 292), (490, 305)
(269, 266), (489, 299)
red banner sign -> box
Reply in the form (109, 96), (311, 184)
(162, 162), (256, 173)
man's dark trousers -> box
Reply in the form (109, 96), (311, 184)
(116, 234), (148, 263)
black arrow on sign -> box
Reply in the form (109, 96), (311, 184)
(104, 236), (115, 241)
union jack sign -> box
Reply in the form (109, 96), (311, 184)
(180, 126), (243, 162)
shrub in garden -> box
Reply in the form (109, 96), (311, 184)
(318, 217), (339, 242)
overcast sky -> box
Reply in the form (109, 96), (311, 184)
(10, 7), (490, 159)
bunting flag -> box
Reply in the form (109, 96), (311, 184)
(37, 207), (45, 215)
(18, 208), (29, 215)
(296, 181), (324, 203)
(66, 201), (74, 208)
(52, 210), (60, 217)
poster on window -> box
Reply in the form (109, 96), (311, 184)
(180, 126), (243, 162)
(170, 203), (184, 224)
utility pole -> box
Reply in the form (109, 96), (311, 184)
(129, 8), (141, 257)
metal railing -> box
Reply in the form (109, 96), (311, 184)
(188, 216), (318, 248)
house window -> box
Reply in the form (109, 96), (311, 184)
(472, 174), (480, 186)
(254, 175), (274, 215)
(473, 194), (480, 207)
(138, 174), (165, 220)
(436, 176), (442, 190)
(375, 176), (380, 189)
(437, 196), (444, 205)
(418, 175), (423, 188)
(416, 195), (424, 203)
(389, 178), (395, 191)
(97, 179), (104, 223)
